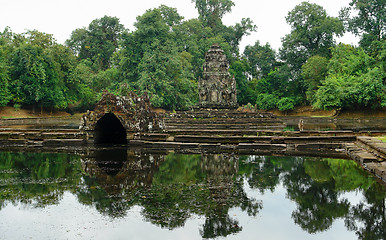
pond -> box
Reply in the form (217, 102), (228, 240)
(0, 150), (385, 240)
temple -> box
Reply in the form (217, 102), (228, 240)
(198, 44), (238, 109)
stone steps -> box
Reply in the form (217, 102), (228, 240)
(171, 135), (355, 144)
(345, 138), (386, 183)
(167, 112), (277, 119)
(164, 119), (283, 125)
(164, 129), (365, 136)
(165, 124), (285, 130)
(356, 136), (386, 160)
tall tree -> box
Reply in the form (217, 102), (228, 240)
(191, 0), (235, 30)
(301, 55), (328, 104)
(314, 44), (385, 110)
(191, 0), (256, 56)
(340, 0), (385, 49)
(10, 44), (66, 110)
(66, 16), (124, 70)
(0, 47), (11, 107)
(0, 28), (13, 106)
(117, 6), (198, 110)
(243, 41), (277, 80)
(280, 2), (344, 75)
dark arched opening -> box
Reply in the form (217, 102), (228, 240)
(94, 113), (127, 144)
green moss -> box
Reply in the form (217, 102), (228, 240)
(376, 136), (386, 142)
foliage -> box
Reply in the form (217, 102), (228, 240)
(340, 0), (385, 50)
(281, 2), (344, 69)
(0, 1), (384, 111)
(136, 40), (198, 109)
(314, 44), (385, 110)
(191, 0), (235, 30)
(255, 93), (278, 110)
(10, 43), (66, 109)
(243, 41), (277, 80)
(301, 55), (328, 103)
(230, 60), (254, 105)
(277, 97), (295, 112)
(0, 46), (11, 106)
(66, 16), (124, 71)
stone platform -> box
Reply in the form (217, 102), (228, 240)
(346, 136), (386, 182)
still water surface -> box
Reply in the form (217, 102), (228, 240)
(0, 150), (385, 240)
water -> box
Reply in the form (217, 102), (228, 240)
(0, 151), (385, 240)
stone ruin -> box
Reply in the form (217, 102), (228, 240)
(80, 91), (164, 144)
(198, 44), (238, 109)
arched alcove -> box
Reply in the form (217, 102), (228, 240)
(94, 113), (127, 144)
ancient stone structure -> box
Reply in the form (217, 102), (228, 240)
(198, 44), (237, 109)
(80, 91), (164, 144)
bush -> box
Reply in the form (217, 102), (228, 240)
(255, 93), (278, 110)
(277, 97), (295, 111)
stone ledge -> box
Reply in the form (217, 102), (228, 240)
(357, 136), (386, 159)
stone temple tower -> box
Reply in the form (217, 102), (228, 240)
(198, 44), (238, 109)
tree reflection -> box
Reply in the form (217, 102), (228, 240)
(140, 153), (262, 238)
(282, 159), (350, 233)
(345, 184), (386, 240)
(0, 152), (82, 209)
(0, 151), (384, 239)
(239, 155), (385, 238)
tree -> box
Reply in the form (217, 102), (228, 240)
(340, 0), (385, 50)
(301, 55), (328, 104)
(67, 60), (96, 111)
(136, 40), (197, 109)
(116, 5), (202, 110)
(8, 30), (72, 111)
(0, 47), (11, 107)
(191, 0), (256, 56)
(117, 5), (185, 85)
(191, 0), (235, 30)
(66, 16), (124, 70)
(230, 59), (253, 105)
(314, 44), (385, 110)
(10, 44), (66, 110)
(0, 28), (13, 106)
(280, 2), (344, 75)
(244, 41), (277, 80)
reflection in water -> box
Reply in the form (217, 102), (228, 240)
(0, 151), (385, 239)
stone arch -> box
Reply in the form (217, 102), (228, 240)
(94, 113), (127, 144)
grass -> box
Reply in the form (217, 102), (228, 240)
(376, 136), (386, 142)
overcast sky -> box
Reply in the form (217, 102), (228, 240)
(1, 0), (358, 52)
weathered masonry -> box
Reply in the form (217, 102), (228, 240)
(80, 92), (164, 144)
(198, 44), (237, 109)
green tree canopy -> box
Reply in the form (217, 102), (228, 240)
(314, 44), (385, 110)
(243, 41), (277, 80)
(66, 16), (124, 70)
(340, 0), (385, 49)
(280, 2), (344, 74)
(301, 55), (329, 103)
(191, 0), (235, 30)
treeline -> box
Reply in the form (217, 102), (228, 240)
(0, 0), (384, 112)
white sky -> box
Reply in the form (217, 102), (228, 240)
(1, 0), (358, 52)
